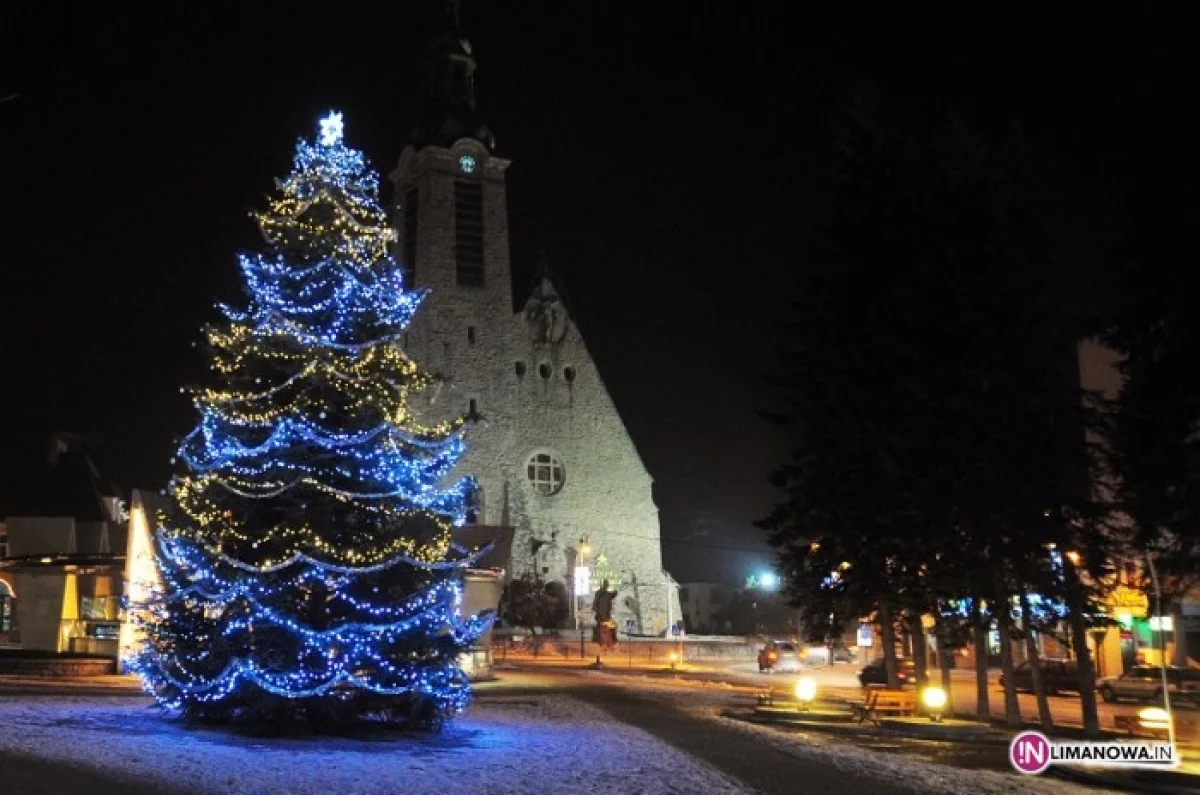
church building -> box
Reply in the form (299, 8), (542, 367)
(389, 12), (681, 636)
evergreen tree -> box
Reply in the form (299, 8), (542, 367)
(761, 94), (1109, 730)
(129, 113), (490, 729)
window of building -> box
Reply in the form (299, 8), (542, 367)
(563, 366), (576, 383)
(402, 188), (418, 286)
(467, 325), (476, 345)
(526, 451), (565, 495)
(81, 596), (117, 621)
(0, 578), (12, 634)
(515, 361), (526, 377)
(0, 529), (7, 559)
(468, 398), (478, 416)
(454, 180), (484, 286)
(538, 363), (552, 379)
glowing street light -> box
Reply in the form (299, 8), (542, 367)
(758, 571), (779, 590)
(794, 676), (817, 712)
(921, 686), (948, 722)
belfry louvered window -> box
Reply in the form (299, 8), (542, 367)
(402, 188), (418, 286)
(454, 180), (484, 286)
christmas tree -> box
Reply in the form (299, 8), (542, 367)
(129, 112), (490, 729)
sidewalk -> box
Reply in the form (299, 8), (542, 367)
(0, 674), (145, 696)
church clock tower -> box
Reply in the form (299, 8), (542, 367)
(391, 3), (682, 637)
(390, 3), (514, 520)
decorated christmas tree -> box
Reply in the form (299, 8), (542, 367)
(129, 112), (490, 729)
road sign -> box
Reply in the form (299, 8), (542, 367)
(671, 622), (682, 637)
(624, 618), (637, 633)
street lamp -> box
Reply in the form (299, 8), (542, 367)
(921, 686), (948, 723)
(758, 572), (779, 591)
(794, 676), (817, 712)
(1145, 553), (1176, 750)
(574, 537), (592, 657)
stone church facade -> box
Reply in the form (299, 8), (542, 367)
(388, 16), (680, 635)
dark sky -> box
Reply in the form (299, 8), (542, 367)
(1, 2), (1195, 582)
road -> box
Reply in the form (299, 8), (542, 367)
(500, 652), (1196, 738)
(478, 669), (1084, 794)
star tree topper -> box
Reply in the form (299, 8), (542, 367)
(319, 111), (344, 147)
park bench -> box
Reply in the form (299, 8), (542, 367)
(852, 688), (917, 724)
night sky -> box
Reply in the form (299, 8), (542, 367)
(2, 2), (1195, 582)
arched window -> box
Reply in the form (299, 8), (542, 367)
(0, 578), (14, 634)
(466, 484), (485, 525)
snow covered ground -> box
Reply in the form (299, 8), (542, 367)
(575, 670), (1099, 795)
(0, 693), (748, 795)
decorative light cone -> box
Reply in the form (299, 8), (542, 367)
(795, 676), (818, 711)
(921, 686), (947, 722)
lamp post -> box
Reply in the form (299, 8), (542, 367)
(1145, 552), (1176, 750)
(575, 537), (591, 659)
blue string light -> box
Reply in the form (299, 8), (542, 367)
(128, 112), (490, 726)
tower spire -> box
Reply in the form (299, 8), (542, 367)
(407, 1), (495, 151)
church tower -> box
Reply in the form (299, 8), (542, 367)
(390, 3), (514, 524)
(391, 4), (681, 636)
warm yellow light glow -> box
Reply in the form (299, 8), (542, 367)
(1065, 550), (1081, 565)
(922, 686), (947, 710)
(39, 557), (53, 564)
(795, 676), (818, 703)
(1139, 707), (1171, 731)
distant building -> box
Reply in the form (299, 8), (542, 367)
(391, 11), (680, 635)
(678, 583), (733, 635)
(0, 496), (127, 656)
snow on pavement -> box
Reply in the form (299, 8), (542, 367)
(578, 670), (1098, 795)
(0, 693), (749, 794)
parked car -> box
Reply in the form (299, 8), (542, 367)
(999, 659), (1082, 695)
(858, 657), (916, 688)
(758, 641), (803, 673)
(1098, 666), (1200, 705)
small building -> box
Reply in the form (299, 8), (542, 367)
(678, 582), (733, 635)
(0, 498), (127, 657)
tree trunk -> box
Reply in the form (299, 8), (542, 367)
(997, 606), (1022, 728)
(936, 614), (954, 716)
(909, 612), (929, 690)
(1019, 592), (1054, 732)
(879, 598), (899, 689)
(972, 598), (991, 723)
(1063, 557), (1100, 737)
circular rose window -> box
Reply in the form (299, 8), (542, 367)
(526, 451), (565, 495)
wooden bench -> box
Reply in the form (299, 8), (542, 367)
(852, 688), (917, 724)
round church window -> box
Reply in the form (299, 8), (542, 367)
(526, 451), (565, 495)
